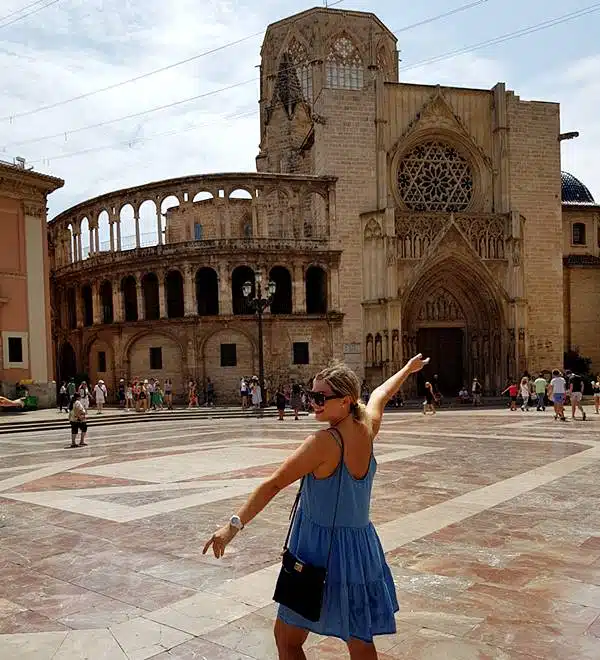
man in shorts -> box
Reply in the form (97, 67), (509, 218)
(566, 370), (587, 421)
(533, 373), (548, 412)
(548, 369), (567, 421)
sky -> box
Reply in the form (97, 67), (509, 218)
(1, 0), (599, 225)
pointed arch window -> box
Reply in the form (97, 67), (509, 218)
(288, 38), (312, 103)
(326, 36), (364, 90)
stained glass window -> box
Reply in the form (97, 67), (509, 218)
(397, 141), (474, 212)
(325, 36), (363, 90)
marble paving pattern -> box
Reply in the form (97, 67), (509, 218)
(0, 409), (598, 658)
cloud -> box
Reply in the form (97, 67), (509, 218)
(1, 0), (599, 221)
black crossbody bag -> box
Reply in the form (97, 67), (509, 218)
(273, 428), (344, 622)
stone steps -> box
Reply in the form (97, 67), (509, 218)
(0, 407), (309, 435)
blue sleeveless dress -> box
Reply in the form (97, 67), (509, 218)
(277, 444), (398, 642)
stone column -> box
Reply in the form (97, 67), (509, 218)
(92, 281), (102, 325)
(293, 263), (306, 314)
(136, 273), (145, 321)
(75, 285), (84, 328)
(218, 263), (232, 315)
(158, 270), (167, 318)
(112, 279), (123, 322)
(135, 211), (141, 248)
(94, 225), (100, 252)
(330, 264), (340, 311)
(156, 206), (163, 245)
(183, 264), (195, 316)
(109, 221), (115, 252)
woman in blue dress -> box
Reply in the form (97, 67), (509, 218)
(203, 353), (429, 658)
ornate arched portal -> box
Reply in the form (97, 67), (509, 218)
(402, 257), (507, 396)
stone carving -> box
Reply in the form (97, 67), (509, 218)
(397, 141), (473, 212)
(418, 289), (465, 322)
(395, 212), (508, 261)
(326, 35), (364, 90)
(392, 330), (399, 362)
(363, 218), (383, 240)
(374, 333), (382, 364)
(366, 333), (374, 365)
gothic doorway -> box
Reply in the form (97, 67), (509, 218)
(416, 327), (464, 396)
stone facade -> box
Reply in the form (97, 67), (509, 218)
(48, 7), (600, 401)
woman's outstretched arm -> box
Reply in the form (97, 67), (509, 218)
(366, 354), (429, 436)
(203, 429), (338, 558)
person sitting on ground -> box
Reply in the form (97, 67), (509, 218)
(458, 386), (470, 403)
(67, 392), (88, 448)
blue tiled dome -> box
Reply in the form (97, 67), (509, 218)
(561, 171), (595, 204)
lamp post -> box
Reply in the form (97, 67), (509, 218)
(243, 273), (276, 408)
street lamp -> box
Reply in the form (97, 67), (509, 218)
(243, 273), (276, 407)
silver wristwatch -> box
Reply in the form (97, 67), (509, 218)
(229, 515), (244, 530)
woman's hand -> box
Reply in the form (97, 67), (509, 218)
(202, 523), (238, 558)
(406, 353), (430, 374)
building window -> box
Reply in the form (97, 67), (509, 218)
(572, 222), (586, 245)
(149, 347), (163, 370)
(325, 36), (364, 90)
(221, 343), (237, 367)
(293, 342), (310, 365)
(287, 37), (312, 103)
(97, 351), (107, 373)
(2, 332), (28, 369)
(8, 337), (23, 364)
(194, 223), (203, 240)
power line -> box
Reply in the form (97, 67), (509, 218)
(0, 0), (62, 29)
(1, 0), (497, 146)
(3, 78), (258, 149)
(28, 109), (258, 165)
(15, 2), (600, 163)
(402, 1), (600, 72)
(0, 29), (264, 123)
(0, 0), (486, 124)
(393, 0), (490, 33)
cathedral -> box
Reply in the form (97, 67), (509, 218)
(48, 7), (600, 401)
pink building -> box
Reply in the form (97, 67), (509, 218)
(0, 160), (63, 405)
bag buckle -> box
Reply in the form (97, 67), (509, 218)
(294, 562), (303, 572)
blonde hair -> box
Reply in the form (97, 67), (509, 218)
(314, 361), (368, 423)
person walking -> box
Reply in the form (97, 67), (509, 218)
(125, 382), (134, 411)
(471, 377), (482, 406)
(94, 380), (107, 414)
(501, 380), (519, 411)
(519, 376), (531, 412)
(78, 382), (90, 411)
(423, 381), (436, 414)
(251, 378), (262, 409)
(67, 378), (76, 399)
(58, 382), (69, 412)
(117, 379), (126, 409)
(548, 369), (567, 421)
(164, 378), (174, 410)
(240, 377), (249, 410)
(290, 383), (302, 421)
(566, 370), (587, 421)
(206, 378), (215, 406)
(533, 373), (548, 411)
(203, 353), (429, 658)
(592, 374), (600, 414)
(275, 386), (286, 421)
(67, 392), (88, 448)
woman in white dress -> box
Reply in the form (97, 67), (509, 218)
(251, 379), (262, 408)
(93, 380), (107, 414)
(78, 382), (90, 411)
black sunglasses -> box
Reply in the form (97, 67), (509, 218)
(307, 391), (343, 406)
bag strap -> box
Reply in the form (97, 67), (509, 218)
(281, 426), (345, 556)
(324, 426), (344, 570)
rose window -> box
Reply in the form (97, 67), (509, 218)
(397, 141), (474, 212)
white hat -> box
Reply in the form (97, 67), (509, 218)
(98, 379), (105, 384)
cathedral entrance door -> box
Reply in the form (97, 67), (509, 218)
(416, 327), (464, 396)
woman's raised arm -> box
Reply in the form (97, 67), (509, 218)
(367, 354), (430, 436)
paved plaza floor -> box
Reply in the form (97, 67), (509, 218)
(0, 408), (598, 658)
